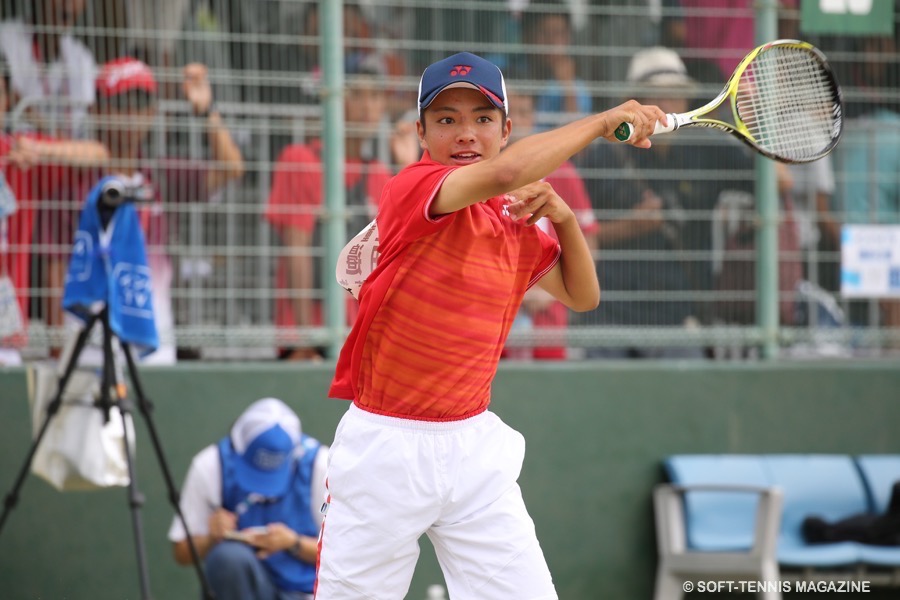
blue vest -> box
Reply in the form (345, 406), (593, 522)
(218, 434), (321, 593)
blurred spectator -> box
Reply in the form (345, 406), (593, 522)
(297, 1), (409, 116)
(61, 57), (244, 364)
(388, 109), (422, 171)
(154, 0), (310, 105)
(183, 0), (282, 104)
(571, 1), (663, 111)
(503, 88), (597, 360)
(122, 0), (190, 67)
(168, 397), (327, 600)
(831, 33), (900, 341)
(410, 1), (515, 71)
(661, 0), (799, 84)
(0, 55), (109, 366)
(264, 58), (392, 361)
(504, 0), (592, 130)
(713, 159), (803, 332)
(0, 0), (98, 138)
(574, 47), (754, 358)
(297, 1), (374, 74)
(786, 156), (836, 292)
(0, 0), (100, 344)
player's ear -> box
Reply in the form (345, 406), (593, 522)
(500, 117), (512, 148)
(416, 118), (427, 150)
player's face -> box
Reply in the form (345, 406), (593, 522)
(417, 87), (510, 166)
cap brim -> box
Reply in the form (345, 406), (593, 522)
(234, 457), (293, 498)
(419, 81), (505, 112)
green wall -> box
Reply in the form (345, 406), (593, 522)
(0, 361), (898, 599)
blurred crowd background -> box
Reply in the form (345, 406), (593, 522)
(1, 0), (898, 363)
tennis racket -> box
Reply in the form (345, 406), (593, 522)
(615, 39), (843, 164)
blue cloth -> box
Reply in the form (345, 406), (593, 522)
(63, 176), (158, 353)
(219, 434), (321, 594)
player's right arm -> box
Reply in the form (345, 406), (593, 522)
(432, 101), (665, 217)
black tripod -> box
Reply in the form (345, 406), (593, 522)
(0, 184), (214, 599)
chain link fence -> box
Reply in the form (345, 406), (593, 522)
(1, 0), (898, 362)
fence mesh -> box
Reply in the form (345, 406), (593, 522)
(1, 0), (898, 362)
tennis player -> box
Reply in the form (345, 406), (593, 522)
(316, 52), (664, 600)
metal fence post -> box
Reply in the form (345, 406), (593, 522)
(322, 0), (347, 359)
(755, 0), (779, 359)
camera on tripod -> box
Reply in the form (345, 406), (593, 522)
(99, 179), (154, 208)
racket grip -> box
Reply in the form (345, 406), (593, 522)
(614, 115), (677, 142)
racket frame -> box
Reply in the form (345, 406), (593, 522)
(615, 39), (843, 164)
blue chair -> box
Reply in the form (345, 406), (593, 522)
(855, 455), (900, 568)
(764, 454), (867, 568)
(654, 455), (783, 600)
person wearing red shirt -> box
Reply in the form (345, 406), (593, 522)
(0, 57), (108, 366)
(265, 59), (392, 361)
(71, 57), (244, 365)
(504, 89), (598, 360)
(315, 52), (663, 599)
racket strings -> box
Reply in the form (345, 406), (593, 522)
(736, 46), (840, 161)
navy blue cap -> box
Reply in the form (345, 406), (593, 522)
(417, 52), (508, 115)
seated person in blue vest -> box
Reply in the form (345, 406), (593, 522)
(167, 397), (328, 600)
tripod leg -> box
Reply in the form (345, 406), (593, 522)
(116, 394), (154, 600)
(121, 341), (216, 600)
(101, 312), (153, 600)
(0, 312), (100, 536)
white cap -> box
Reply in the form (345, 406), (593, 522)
(626, 47), (695, 87)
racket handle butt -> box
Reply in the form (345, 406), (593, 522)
(614, 122), (634, 142)
(614, 116), (676, 142)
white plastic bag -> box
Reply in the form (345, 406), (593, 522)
(26, 364), (134, 491)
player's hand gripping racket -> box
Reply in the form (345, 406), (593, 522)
(615, 40), (843, 163)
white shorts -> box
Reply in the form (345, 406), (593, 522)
(315, 404), (557, 600)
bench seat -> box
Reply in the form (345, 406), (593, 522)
(653, 453), (900, 599)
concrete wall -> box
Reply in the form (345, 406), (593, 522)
(0, 361), (898, 599)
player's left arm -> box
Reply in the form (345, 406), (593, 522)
(507, 182), (599, 312)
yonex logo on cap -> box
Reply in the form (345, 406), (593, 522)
(451, 65), (472, 76)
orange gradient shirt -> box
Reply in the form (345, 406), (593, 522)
(329, 153), (560, 420)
